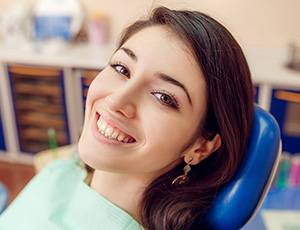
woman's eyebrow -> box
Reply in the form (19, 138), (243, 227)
(120, 47), (138, 62)
(119, 46), (192, 105)
(157, 73), (192, 105)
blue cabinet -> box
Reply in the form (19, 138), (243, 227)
(270, 88), (300, 154)
(0, 110), (6, 151)
(7, 64), (70, 154)
(80, 69), (100, 113)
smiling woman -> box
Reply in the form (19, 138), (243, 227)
(0, 6), (254, 230)
(79, 25), (208, 180)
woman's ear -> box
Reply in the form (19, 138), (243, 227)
(182, 134), (221, 165)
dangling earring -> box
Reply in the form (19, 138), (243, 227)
(172, 157), (193, 188)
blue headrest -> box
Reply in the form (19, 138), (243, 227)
(203, 104), (281, 229)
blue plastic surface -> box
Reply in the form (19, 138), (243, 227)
(204, 105), (281, 230)
(0, 182), (9, 214)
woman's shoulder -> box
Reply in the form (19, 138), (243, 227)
(0, 157), (143, 230)
(5, 157), (88, 205)
(0, 157), (88, 229)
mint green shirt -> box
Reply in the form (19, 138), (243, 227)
(0, 158), (142, 230)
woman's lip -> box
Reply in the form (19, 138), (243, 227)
(92, 113), (136, 144)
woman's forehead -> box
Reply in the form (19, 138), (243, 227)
(120, 26), (198, 69)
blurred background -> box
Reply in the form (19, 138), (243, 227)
(1, 0), (300, 48)
(0, 0), (300, 229)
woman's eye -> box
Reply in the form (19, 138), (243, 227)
(153, 92), (180, 110)
(160, 94), (172, 104)
(110, 63), (130, 78)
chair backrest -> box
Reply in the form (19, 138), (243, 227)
(203, 104), (281, 230)
(0, 182), (9, 214)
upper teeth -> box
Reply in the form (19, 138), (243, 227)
(97, 116), (134, 143)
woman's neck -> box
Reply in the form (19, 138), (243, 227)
(90, 170), (151, 219)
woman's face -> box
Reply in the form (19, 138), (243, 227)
(79, 26), (207, 180)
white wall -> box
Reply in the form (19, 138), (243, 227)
(1, 0), (299, 48)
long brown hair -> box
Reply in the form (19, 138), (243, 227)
(118, 6), (254, 230)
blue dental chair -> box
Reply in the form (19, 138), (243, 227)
(203, 104), (281, 229)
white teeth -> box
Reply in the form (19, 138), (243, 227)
(105, 127), (114, 137)
(97, 116), (134, 143)
(117, 132), (125, 142)
(97, 117), (107, 134)
(111, 129), (120, 139)
(100, 124), (107, 134)
(123, 137), (129, 143)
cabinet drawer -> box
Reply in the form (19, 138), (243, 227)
(8, 64), (70, 154)
(270, 88), (300, 154)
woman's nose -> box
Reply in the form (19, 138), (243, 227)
(105, 86), (137, 119)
